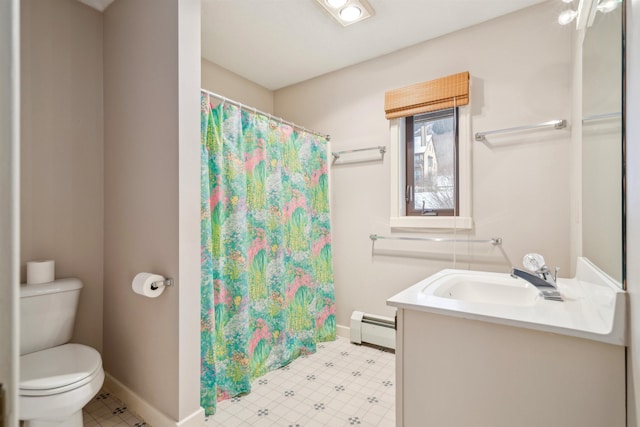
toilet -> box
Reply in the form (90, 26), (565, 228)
(19, 278), (104, 427)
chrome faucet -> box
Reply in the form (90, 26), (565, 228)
(511, 254), (563, 301)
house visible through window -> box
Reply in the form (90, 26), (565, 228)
(405, 108), (458, 216)
(385, 71), (471, 229)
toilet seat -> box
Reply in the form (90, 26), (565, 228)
(20, 343), (102, 397)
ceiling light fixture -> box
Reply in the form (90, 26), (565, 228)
(316, 0), (374, 27)
(326, 0), (348, 8)
(340, 5), (362, 22)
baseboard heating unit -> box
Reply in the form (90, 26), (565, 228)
(350, 310), (396, 350)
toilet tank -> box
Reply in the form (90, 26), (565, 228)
(20, 278), (83, 355)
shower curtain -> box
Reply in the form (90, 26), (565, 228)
(200, 93), (336, 415)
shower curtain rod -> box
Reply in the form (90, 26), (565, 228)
(201, 89), (331, 141)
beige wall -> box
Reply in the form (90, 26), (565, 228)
(20, 0), (104, 353)
(201, 58), (274, 113)
(627, 0), (640, 424)
(0, 0), (19, 424)
(103, 0), (179, 418)
(178, 0), (202, 419)
(274, 2), (572, 327)
(104, 0), (201, 422)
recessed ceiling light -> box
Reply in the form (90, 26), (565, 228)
(340, 5), (362, 22)
(316, 0), (374, 27)
(326, 0), (348, 8)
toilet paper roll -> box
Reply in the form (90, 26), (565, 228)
(132, 272), (166, 298)
(26, 260), (55, 285)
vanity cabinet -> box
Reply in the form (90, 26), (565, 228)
(394, 308), (625, 427)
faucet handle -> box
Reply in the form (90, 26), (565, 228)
(523, 253), (546, 273)
(554, 266), (560, 282)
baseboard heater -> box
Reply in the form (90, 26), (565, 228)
(350, 310), (396, 350)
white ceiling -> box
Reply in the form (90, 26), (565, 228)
(202, 0), (547, 90)
(77, 0), (548, 90)
(77, 0), (114, 12)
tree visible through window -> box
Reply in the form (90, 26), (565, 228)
(405, 108), (458, 216)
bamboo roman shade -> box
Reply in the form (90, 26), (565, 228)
(384, 71), (470, 119)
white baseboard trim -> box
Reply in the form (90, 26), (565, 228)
(103, 326), (353, 427)
(176, 407), (205, 427)
(104, 373), (205, 427)
(336, 324), (350, 339)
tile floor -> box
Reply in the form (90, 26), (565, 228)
(206, 336), (395, 427)
(83, 336), (395, 427)
(82, 391), (147, 426)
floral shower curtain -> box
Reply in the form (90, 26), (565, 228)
(200, 93), (336, 415)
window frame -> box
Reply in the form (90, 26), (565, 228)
(405, 109), (459, 217)
(389, 105), (472, 230)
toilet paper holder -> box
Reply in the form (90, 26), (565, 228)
(151, 278), (174, 291)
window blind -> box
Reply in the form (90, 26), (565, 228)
(384, 71), (469, 119)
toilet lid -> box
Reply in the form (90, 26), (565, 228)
(20, 343), (102, 395)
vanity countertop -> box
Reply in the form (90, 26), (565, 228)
(387, 257), (626, 346)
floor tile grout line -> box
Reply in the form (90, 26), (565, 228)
(207, 336), (395, 427)
(84, 336), (394, 427)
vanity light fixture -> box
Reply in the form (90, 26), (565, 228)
(558, 0), (621, 27)
(558, 9), (579, 25)
(317, 0), (374, 27)
(597, 0), (620, 13)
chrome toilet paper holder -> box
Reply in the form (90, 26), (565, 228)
(151, 278), (174, 291)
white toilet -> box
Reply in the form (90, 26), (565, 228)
(19, 278), (105, 427)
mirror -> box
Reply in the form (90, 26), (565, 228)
(581, 3), (625, 286)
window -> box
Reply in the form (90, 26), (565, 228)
(387, 107), (471, 230)
(405, 109), (458, 217)
(385, 71), (472, 229)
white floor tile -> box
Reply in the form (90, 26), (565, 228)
(82, 391), (147, 427)
(84, 337), (396, 427)
(207, 337), (396, 427)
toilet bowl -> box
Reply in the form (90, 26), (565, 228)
(20, 343), (105, 427)
(19, 278), (104, 426)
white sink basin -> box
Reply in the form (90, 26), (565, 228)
(387, 257), (626, 346)
(428, 275), (540, 306)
